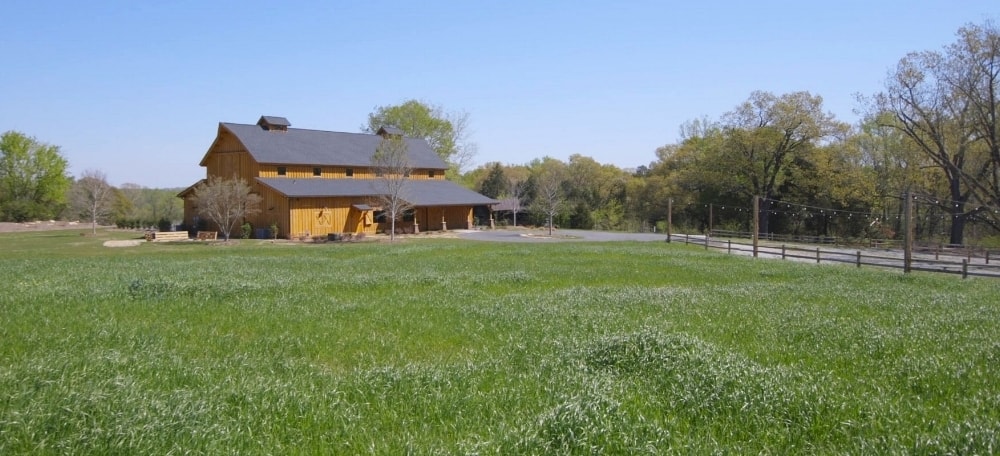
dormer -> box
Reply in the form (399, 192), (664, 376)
(258, 116), (291, 132)
(377, 125), (404, 138)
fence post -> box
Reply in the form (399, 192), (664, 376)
(704, 233), (709, 250)
(963, 259), (968, 279)
(816, 247), (821, 264)
(935, 244), (940, 261)
(856, 251), (862, 268)
(987, 250), (991, 265)
(727, 240), (731, 254)
(684, 234), (689, 245)
(781, 245), (786, 260)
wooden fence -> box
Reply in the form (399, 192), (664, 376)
(666, 232), (1000, 279)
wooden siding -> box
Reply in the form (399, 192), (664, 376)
(259, 166), (378, 179)
(255, 166), (448, 180)
(204, 131), (259, 180)
(287, 197), (379, 238)
(415, 206), (473, 231)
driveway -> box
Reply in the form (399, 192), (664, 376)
(456, 229), (682, 243)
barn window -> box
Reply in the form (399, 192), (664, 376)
(345, 168), (354, 177)
(428, 170), (435, 178)
(373, 210), (387, 222)
(313, 167), (322, 176)
(277, 166), (287, 176)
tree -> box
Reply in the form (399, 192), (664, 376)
(506, 175), (527, 227)
(479, 162), (507, 198)
(112, 184), (184, 229)
(191, 175), (262, 241)
(371, 135), (413, 241)
(530, 159), (565, 235)
(871, 21), (1000, 244)
(715, 91), (846, 233)
(364, 100), (477, 176)
(0, 131), (71, 222)
(71, 169), (114, 234)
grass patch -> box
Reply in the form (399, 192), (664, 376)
(1, 229), (999, 453)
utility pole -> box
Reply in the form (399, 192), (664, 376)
(904, 191), (913, 273)
(752, 196), (760, 258)
(709, 203), (713, 235)
(666, 198), (673, 243)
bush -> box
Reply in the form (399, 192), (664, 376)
(241, 222), (252, 239)
(157, 218), (172, 232)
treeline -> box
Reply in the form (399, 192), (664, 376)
(106, 184), (184, 230)
(463, 21), (1000, 246)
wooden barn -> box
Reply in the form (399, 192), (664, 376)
(179, 116), (496, 239)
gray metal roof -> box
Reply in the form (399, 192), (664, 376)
(221, 122), (448, 169)
(257, 177), (498, 206)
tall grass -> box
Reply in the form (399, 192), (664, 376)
(1, 231), (999, 453)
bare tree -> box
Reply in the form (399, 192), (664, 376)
(72, 169), (114, 234)
(371, 136), (413, 241)
(448, 110), (479, 175)
(507, 177), (526, 227)
(191, 175), (262, 241)
(532, 169), (563, 235)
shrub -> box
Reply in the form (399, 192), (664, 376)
(157, 218), (172, 232)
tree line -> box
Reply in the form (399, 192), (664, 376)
(0, 130), (182, 231)
(463, 21), (1000, 245)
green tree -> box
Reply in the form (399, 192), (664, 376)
(364, 100), (476, 176)
(479, 162), (507, 198)
(0, 131), (71, 222)
(712, 91), (846, 233)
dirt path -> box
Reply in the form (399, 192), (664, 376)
(0, 221), (93, 233)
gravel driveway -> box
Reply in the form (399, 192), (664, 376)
(456, 229), (675, 243)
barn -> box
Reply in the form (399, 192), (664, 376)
(180, 116), (496, 238)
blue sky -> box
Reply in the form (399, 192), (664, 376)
(2, 1), (996, 188)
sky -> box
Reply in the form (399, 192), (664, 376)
(2, 1), (997, 188)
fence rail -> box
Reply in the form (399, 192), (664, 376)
(667, 232), (1000, 279)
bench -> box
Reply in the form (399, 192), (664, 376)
(148, 231), (189, 242)
(196, 231), (218, 241)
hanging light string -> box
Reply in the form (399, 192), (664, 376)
(759, 197), (875, 219)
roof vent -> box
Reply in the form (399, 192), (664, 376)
(377, 125), (404, 137)
(257, 116), (291, 132)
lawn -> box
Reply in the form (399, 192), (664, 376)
(1, 229), (999, 454)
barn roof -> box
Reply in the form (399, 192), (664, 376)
(256, 177), (498, 207)
(212, 122), (449, 170)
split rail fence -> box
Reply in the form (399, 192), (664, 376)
(665, 232), (1000, 279)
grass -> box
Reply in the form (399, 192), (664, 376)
(1, 229), (999, 454)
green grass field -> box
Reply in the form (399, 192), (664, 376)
(2, 229), (999, 454)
